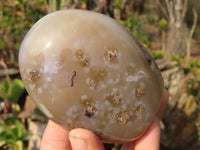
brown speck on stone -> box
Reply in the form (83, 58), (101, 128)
(28, 70), (40, 81)
(57, 53), (64, 66)
(88, 79), (99, 90)
(88, 69), (107, 90)
(89, 79), (96, 86)
(96, 70), (107, 80)
(104, 49), (118, 62)
(136, 104), (145, 115)
(82, 99), (91, 106)
(75, 49), (84, 59)
(81, 57), (89, 66)
(75, 49), (89, 67)
(85, 104), (96, 118)
(82, 98), (96, 118)
(106, 112), (116, 119)
(127, 65), (135, 75)
(57, 59), (63, 66)
(106, 93), (121, 104)
(135, 86), (146, 97)
(132, 104), (145, 120)
(117, 112), (130, 124)
(66, 123), (75, 130)
(66, 118), (82, 130)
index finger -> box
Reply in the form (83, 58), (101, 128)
(40, 120), (71, 150)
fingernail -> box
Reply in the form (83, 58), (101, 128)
(69, 134), (88, 150)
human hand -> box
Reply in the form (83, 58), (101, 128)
(40, 89), (168, 150)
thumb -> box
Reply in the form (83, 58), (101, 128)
(69, 128), (105, 150)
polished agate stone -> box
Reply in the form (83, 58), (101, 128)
(18, 10), (164, 143)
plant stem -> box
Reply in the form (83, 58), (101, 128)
(186, 9), (198, 63)
(0, 58), (10, 80)
(162, 30), (166, 51)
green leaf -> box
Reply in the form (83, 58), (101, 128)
(13, 42), (21, 50)
(16, 140), (23, 150)
(2, 9), (11, 17)
(7, 79), (25, 103)
(3, 79), (10, 93)
(80, 0), (87, 3)
(10, 128), (19, 140)
(0, 116), (29, 149)
(0, 139), (6, 147)
(188, 61), (194, 68)
(34, 107), (47, 118)
(152, 51), (164, 60)
(183, 68), (190, 74)
(193, 70), (200, 77)
(0, 79), (11, 100)
(195, 59), (200, 68)
(158, 19), (168, 31)
(21, 132), (29, 141)
(113, 0), (121, 9)
(37, 0), (46, 5)
(170, 54), (181, 64)
(13, 127), (23, 139)
(0, 41), (6, 50)
(5, 117), (23, 128)
(0, 78), (25, 103)
(189, 88), (199, 96)
(147, 16), (155, 25)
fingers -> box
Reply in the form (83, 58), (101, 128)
(157, 89), (169, 119)
(40, 120), (71, 150)
(69, 128), (105, 150)
(133, 117), (161, 150)
(121, 89), (169, 150)
(41, 120), (105, 150)
(121, 118), (161, 150)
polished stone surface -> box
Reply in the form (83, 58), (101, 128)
(19, 10), (163, 143)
